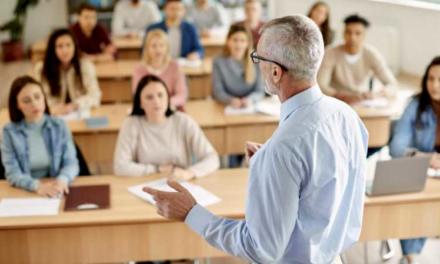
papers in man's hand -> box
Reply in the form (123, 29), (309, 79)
(0, 198), (61, 217)
(128, 179), (221, 207)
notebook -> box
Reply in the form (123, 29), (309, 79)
(64, 184), (110, 211)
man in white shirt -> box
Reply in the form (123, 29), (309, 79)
(112, 0), (161, 37)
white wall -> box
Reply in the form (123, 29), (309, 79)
(0, 0), (68, 51)
(273, 0), (440, 76)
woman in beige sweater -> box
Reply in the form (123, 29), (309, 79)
(114, 75), (219, 180)
(34, 28), (101, 116)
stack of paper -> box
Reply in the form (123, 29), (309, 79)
(59, 109), (91, 121)
(224, 104), (256, 115)
(177, 58), (202, 68)
(359, 98), (389, 108)
(427, 168), (440, 178)
(128, 179), (221, 207)
(256, 100), (280, 116)
(0, 198), (61, 217)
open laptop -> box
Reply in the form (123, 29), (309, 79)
(366, 156), (431, 196)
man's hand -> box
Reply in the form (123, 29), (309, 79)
(143, 180), (197, 221)
(245, 141), (262, 164)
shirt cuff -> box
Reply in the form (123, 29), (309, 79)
(185, 204), (215, 236)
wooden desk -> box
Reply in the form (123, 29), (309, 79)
(111, 36), (225, 59)
(95, 59), (213, 102)
(31, 35), (225, 62)
(0, 99), (400, 172)
(1, 169), (440, 263)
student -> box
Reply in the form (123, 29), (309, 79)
(70, 3), (116, 62)
(114, 75), (219, 179)
(34, 28), (101, 116)
(1, 76), (79, 197)
(318, 14), (397, 104)
(233, 0), (265, 48)
(185, 0), (228, 37)
(307, 1), (334, 46)
(389, 56), (440, 264)
(145, 0), (204, 60)
(132, 29), (187, 108)
(212, 24), (264, 108)
(112, 0), (161, 37)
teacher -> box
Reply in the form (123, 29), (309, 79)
(145, 15), (368, 264)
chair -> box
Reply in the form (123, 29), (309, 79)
(75, 142), (91, 176)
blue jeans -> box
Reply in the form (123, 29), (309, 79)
(228, 155), (244, 168)
(400, 238), (427, 255)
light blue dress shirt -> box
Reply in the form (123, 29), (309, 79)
(185, 85), (369, 263)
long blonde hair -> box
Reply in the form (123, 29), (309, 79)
(142, 29), (171, 66)
(223, 24), (256, 85)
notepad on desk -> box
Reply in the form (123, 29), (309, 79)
(64, 184), (110, 211)
(128, 179), (221, 207)
(0, 198), (61, 217)
(224, 104), (256, 115)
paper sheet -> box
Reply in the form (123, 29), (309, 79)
(128, 179), (221, 207)
(224, 104), (256, 115)
(0, 198), (61, 217)
(256, 100), (281, 117)
(358, 98), (389, 108)
(427, 168), (440, 178)
(59, 109), (91, 121)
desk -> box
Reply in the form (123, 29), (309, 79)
(111, 36), (225, 59)
(31, 36), (225, 63)
(95, 59), (213, 102)
(0, 99), (400, 172)
(1, 169), (440, 263)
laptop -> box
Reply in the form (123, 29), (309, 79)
(366, 156), (431, 196)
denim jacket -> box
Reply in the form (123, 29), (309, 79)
(390, 97), (436, 158)
(1, 115), (79, 191)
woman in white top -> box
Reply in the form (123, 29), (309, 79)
(112, 0), (161, 37)
(114, 75), (219, 180)
(34, 28), (101, 116)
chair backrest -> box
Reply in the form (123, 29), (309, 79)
(0, 150), (5, 180)
(75, 143), (91, 176)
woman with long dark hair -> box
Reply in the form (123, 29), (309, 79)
(34, 28), (101, 116)
(1, 76), (78, 196)
(113, 75), (219, 179)
(389, 56), (440, 263)
(307, 1), (334, 46)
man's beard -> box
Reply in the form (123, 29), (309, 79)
(264, 79), (278, 95)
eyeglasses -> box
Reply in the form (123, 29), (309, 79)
(250, 50), (288, 72)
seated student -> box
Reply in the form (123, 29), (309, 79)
(318, 14), (397, 104)
(112, 0), (161, 38)
(34, 28), (101, 116)
(1, 76), (79, 196)
(212, 24), (264, 108)
(70, 3), (116, 62)
(389, 56), (440, 264)
(307, 1), (334, 47)
(132, 29), (187, 109)
(114, 75), (219, 179)
(185, 0), (228, 37)
(145, 0), (204, 60)
(233, 0), (265, 49)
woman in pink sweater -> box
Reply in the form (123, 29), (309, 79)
(132, 29), (188, 108)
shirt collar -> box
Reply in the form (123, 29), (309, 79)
(280, 85), (323, 123)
